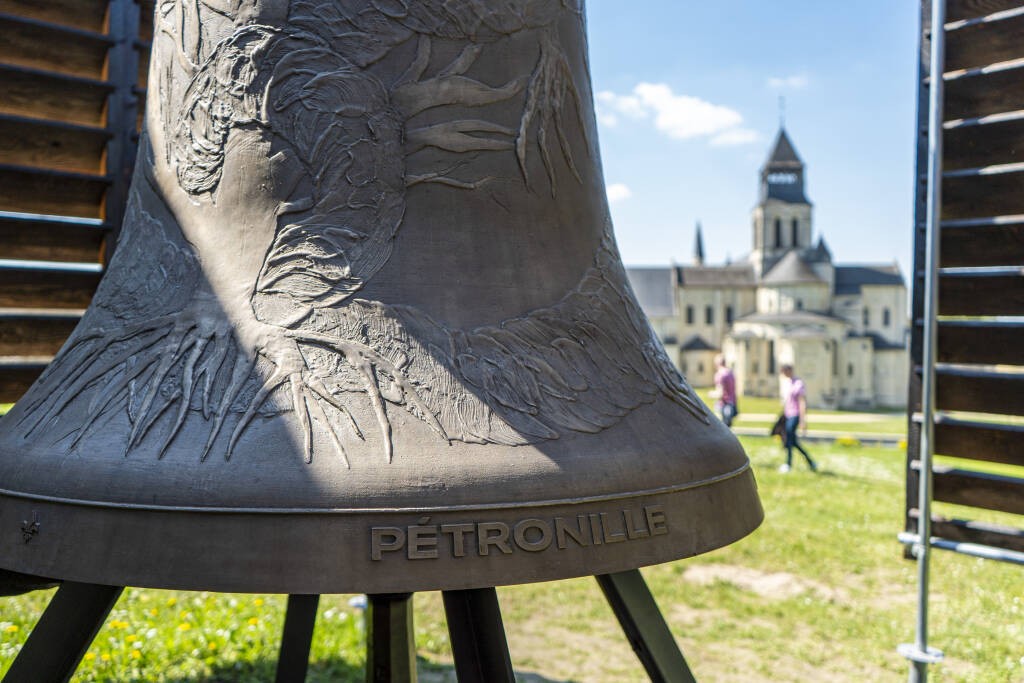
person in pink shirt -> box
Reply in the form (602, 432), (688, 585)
(713, 355), (737, 427)
(779, 364), (817, 472)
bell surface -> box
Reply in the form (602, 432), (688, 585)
(0, 0), (761, 594)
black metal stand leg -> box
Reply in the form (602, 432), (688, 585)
(442, 587), (515, 683)
(365, 593), (416, 683)
(275, 594), (320, 683)
(3, 581), (123, 683)
(596, 570), (696, 683)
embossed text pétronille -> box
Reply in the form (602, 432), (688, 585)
(370, 505), (668, 560)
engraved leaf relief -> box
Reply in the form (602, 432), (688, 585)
(15, 0), (708, 465)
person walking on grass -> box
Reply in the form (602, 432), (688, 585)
(779, 363), (817, 473)
(713, 354), (738, 428)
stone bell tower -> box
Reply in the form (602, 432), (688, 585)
(750, 128), (813, 276)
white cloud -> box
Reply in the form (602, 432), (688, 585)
(606, 183), (632, 203)
(767, 74), (809, 90)
(710, 128), (760, 146)
(595, 82), (756, 146)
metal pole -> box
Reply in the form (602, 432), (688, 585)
(900, 0), (946, 680)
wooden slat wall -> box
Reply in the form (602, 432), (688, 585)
(906, 0), (1024, 560)
(0, 0), (150, 403)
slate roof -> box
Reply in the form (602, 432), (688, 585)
(766, 128), (802, 166)
(761, 250), (825, 285)
(678, 263), (757, 287)
(680, 335), (717, 351)
(834, 265), (904, 295)
(761, 128), (809, 203)
(863, 332), (906, 351)
(625, 267), (676, 317)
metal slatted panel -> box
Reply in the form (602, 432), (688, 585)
(0, 0), (149, 403)
(906, 0), (1024, 564)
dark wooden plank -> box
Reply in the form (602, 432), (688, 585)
(942, 165), (1024, 220)
(0, 359), (47, 403)
(943, 112), (1024, 170)
(938, 272), (1024, 315)
(0, 266), (101, 308)
(139, 0), (154, 43)
(933, 466), (1024, 515)
(945, 8), (1024, 72)
(0, 13), (112, 80)
(945, 61), (1024, 121)
(934, 417), (1024, 466)
(0, 164), (109, 218)
(0, 64), (112, 127)
(0, 214), (107, 262)
(941, 220), (1024, 266)
(937, 321), (1024, 364)
(137, 46), (150, 89)
(0, 114), (110, 173)
(0, 0), (109, 33)
(936, 366), (1024, 416)
(947, 0), (1024, 22)
(930, 516), (1024, 553)
(0, 309), (81, 356)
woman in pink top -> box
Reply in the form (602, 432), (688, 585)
(779, 364), (817, 472)
(713, 355), (737, 427)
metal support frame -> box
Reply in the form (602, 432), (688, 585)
(365, 593), (416, 683)
(275, 594), (321, 683)
(4, 573), (694, 682)
(597, 570), (696, 683)
(442, 587), (515, 683)
(900, 0), (947, 680)
(3, 582), (123, 683)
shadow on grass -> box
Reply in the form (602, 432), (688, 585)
(153, 656), (574, 683)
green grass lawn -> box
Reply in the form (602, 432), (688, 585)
(1, 437), (1020, 682)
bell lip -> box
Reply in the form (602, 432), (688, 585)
(0, 462), (752, 514)
(0, 466), (763, 595)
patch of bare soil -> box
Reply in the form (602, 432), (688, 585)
(683, 563), (848, 602)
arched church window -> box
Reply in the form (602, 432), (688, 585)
(796, 299), (803, 310)
(791, 218), (799, 246)
(863, 308), (870, 327)
(883, 308), (891, 327)
(686, 306), (694, 324)
(726, 305), (734, 324)
(848, 363), (854, 377)
(774, 218), (782, 247)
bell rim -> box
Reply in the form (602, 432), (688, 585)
(0, 466), (763, 594)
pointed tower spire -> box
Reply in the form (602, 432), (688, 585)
(693, 221), (705, 265)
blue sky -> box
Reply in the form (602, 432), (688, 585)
(584, 1), (920, 278)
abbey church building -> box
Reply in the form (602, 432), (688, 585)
(626, 128), (908, 409)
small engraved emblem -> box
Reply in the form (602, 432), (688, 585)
(20, 513), (40, 544)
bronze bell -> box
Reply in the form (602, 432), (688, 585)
(0, 0), (761, 595)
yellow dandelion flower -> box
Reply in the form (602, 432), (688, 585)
(177, 623), (192, 631)
(84, 653), (96, 662)
(148, 608), (158, 617)
(100, 654), (111, 662)
(130, 649), (142, 660)
(208, 642), (218, 651)
(109, 620), (129, 630)
(247, 617), (260, 626)
(4, 624), (18, 633)
(253, 598), (264, 607)
(166, 597), (178, 607)
(125, 634), (138, 643)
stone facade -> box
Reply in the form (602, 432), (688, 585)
(627, 128), (908, 409)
